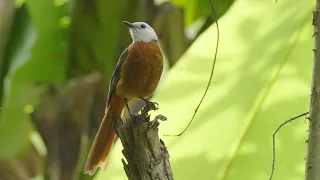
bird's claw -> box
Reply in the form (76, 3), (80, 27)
(141, 100), (159, 116)
(129, 113), (134, 118)
(141, 98), (159, 111)
(143, 101), (159, 113)
(146, 101), (159, 111)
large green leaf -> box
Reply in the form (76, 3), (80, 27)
(0, 1), (68, 159)
(95, 0), (313, 179)
(0, 6), (38, 160)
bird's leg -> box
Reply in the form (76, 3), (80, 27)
(140, 97), (159, 111)
(124, 98), (133, 118)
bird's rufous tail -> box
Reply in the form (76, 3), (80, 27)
(84, 94), (125, 176)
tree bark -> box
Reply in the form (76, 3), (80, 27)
(305, 1), (320, 179)
(114, 105), (174, 180)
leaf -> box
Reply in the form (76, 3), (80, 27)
(95, 0), (313, 179)
(15, 0), (25, 7)
(0, 1), (68, 159)
(171, 0), (234, 25)
(0, 6), (37, 160)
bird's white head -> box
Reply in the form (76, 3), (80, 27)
(123, 21), (158, 43)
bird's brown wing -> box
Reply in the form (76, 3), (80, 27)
(107, 47), (129, 106)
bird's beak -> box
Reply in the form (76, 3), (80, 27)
(123, 21), (135, 28)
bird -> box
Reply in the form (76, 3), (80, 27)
(84, 21), (163, 176)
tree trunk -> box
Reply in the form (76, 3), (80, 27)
(305, 1), (320, 179)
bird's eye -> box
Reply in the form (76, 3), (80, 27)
(140, 24), (146, 28)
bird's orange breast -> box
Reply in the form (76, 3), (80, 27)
(116, 41), (163, 99)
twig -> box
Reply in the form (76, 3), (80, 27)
(269, 111), (309, 180)
(164, 0), (220, 137)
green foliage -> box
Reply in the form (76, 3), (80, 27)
(171, 0), (234, 25)
(69, 1), (127, 77)
(96, 0), (312, 179)
(0, 0), (314, 179)
(0, 1), (68, 159)
(0, 6), (38, 159)
(15, 0), (25, 7)
(0, 0), (134, 170)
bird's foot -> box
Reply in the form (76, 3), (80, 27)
(142, 98), (159, 110)
(146, 101), (159, 111)
(140, 98), (159, 115)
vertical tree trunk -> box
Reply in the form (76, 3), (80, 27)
(305, 1), (320, 179)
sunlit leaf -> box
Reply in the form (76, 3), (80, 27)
(171, 0), (234, 25)
(15, 0), (25, 7)
(54, 0), (70, 7)
(96, 0), (313, 179)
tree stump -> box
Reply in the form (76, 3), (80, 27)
(114, 104), (173, 180)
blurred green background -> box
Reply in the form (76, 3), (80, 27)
(0, 0), (313, 179)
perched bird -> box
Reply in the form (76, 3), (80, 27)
(84, 21), (163, 175)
